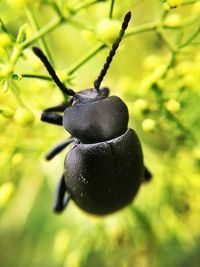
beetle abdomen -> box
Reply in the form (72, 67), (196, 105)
(64, 128), (143, 215)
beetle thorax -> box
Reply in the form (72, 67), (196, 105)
(63, 90), (129, 144)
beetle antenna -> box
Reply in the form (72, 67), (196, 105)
(32, 47), (75, 96)
(94, 11), (131, 90)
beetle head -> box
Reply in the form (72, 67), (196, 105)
(71, 88), (109, 105)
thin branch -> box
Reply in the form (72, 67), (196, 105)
(109, 0), (115, 19)
(165, 110), (198, 145)
(10, 82), (25, 107)
(73, 0), (105, 13)
(156, 30), (176, 52)
(26, 6), (54, 64)
(182, 0), (198, 5)
(179, 26), (200, 48)
(22, 16), (63, 49)
(67, 43), (106, 75)
(22, 74), (52, 81)
(125, 20), (160, 38)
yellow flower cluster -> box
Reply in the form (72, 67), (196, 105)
(96, 18), (121, 45)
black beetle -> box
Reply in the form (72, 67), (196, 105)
(33, 11), (152, 215)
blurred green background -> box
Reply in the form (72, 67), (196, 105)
(0, 0), (200, 267)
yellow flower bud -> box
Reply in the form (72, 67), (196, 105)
(0, 182), (15, 208)
(0, 33), (12, 47)
(142, 119), (156, 132)
(193, 147), (200, 161)
(14, 107), (35, 126)
(167, 0), (182, 8)
(11, 153), (23, 165)
(163, 2), (170, 10)
(64, 0), (78, 11)
(81, 30), (95, 43)
(182, 74), (197, 88)
(134, 99), (149, 116)
(144, 55), (162, 70)
(96, 18), (121, 44)
(176, 61), (193, 75)
(164, 14), (181, 27)
(165, 99), (181, 113)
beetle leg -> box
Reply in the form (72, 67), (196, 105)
(41, 112), (63, 125)
(53, 174), (71, 213)
(46, 137), (75, 161)
(41, 102), (71, 126)
(144, 166), (152, 182)
(43, 102), (71, 112)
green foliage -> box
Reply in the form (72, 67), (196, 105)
(0, 0), (200, 267)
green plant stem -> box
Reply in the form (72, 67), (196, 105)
(182, 0), (198, 5)
(157, 30), (176, 52)
(162, 51), (176, 79)
(8, 45), (23, 75)
(21, 74), (52, 81)
(69, 19), (93, 32)
(50, 2), (63, 17)
(179, 25), (200, 48)
(166, 51), (176, 70)
(26, 6), (54, 64)
(22, 44), (106, 82)
(73, 0), (104, 13)
(22, 16), (63, 49)
(22, 44), (107, 82)
(10, 82), (25, 107)
(109, 0), (115, 19)
(125, 20), (160, 38)
(165, 110), (197, 144)
(152, 83), (197, 145)
(0, 18), (15, 40)
(21, 0), (102, 49)
(67, 43), (106, 75)
(161, 9), (169, 21)
(2, 0), (102, 82)
(0, 18), (9, 33)
(164, 15), (199, 30)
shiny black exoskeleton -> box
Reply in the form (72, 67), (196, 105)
(33, 12), (152, 215)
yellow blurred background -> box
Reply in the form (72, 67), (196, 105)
(0, 0), (200, 267)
